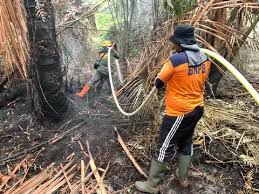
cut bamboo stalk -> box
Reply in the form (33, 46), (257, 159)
(17, 167), (53, 194)
(114, 127), (147, 178)
(10, 170), (49, 194)
(32, 160), (73, 193)
(0, 155), (30, 190)
(86, 142), (107, 194)
(41, 164), (77, 193)
(70, 170), (95, 194)
(87, 163), (110, 194)
(61, 164), (73, 192)
(81, 160), (85, 194)
(44, 171), (77, 194)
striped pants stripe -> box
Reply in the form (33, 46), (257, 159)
(155, 106), (204, 162)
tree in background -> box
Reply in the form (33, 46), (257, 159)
(122, 0), (259, 96)
(53, 0), (99, 85)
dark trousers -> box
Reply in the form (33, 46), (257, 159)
(155, 106), (204, 162)
(88, 71), (110, 88)
(87, 71), (111, 96)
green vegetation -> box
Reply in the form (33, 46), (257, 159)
(95, 11), (114, 33)
(88, 3), (115, 45)
(163, 0), (196, 17)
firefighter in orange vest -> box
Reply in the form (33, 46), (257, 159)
(135, 24), (211, 193)
(76, 40), (119, 97)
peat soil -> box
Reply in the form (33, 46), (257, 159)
(0, 88), (253, 194)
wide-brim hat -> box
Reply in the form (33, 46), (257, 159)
(169, 24), (197, 45)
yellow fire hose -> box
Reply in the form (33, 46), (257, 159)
(201, 48), (259, 105)
(108, 47), (259, 117)
(108, 47), (157, 117)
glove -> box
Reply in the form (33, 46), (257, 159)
(94, 63), (99, 69)
(112, 43), (118, 51)
(94, 60), (100, 69)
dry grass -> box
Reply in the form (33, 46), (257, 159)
(199, 99), (259, 166)
(0, 0), (29, 79)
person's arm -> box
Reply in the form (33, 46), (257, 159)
(155, 59), (174, 89)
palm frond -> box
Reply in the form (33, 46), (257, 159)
(0, 0), (29, 79)
(211, 1), (259, 10)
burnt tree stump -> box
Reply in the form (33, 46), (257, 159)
(24, 0), (68, 120)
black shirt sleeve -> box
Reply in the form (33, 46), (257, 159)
(155, 78), (165, 90)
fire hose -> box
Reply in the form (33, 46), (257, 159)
(107, 47), (259, 117)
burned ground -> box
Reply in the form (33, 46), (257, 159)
(0, 81), (258, 193)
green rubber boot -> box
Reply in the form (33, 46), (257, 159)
(176, 155), (192, 188)
(135, 160), (168, 194)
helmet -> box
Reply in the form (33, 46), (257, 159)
(102, 40), (112, 47)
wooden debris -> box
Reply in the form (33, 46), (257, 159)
(86, 141), (107, 194)
(0, 155), (30, 190)
(0, 142), (113, 194)
(60, 164), (73, 192)
(81, 160), (85, 193)
(114, 127), (148, 178)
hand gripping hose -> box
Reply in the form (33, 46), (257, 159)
(108, 47), (259, 117)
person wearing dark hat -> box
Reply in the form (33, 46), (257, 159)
(134, 24), (211, 193)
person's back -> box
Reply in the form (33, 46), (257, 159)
(96, 45), (119, 76)
(160, 51), (211, 116)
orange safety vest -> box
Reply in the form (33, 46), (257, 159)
(158, 52), (211, 116)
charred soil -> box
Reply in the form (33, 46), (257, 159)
(0, 87), (258, 193)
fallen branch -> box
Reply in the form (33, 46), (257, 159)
(114, 127), (148, 178)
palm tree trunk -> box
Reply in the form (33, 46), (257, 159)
(24, 0), (68, 120)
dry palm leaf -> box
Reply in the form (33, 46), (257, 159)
(0, 0), (29, 79)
